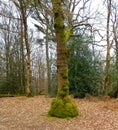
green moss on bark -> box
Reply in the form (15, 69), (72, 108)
(62, 70), (68, 79)
(48, 76), (78, 118)
(65, 28), (71, 42)
(48, 81), (78, 118)
(49, 0), (79, 118)
(48, 96), (78, 118)
(58, 81), (69, 98)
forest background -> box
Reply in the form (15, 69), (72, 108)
(0, 0), (118, 99)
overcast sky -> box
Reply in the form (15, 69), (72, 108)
(0, 0), (115, 56)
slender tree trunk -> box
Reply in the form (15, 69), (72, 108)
(116, 43), (118, 96)
(20, 18), (26, 94)
(114, 24), (118, 96)
(104, 0), (111, 91)
(19, 0), (31, 96)
(5, 36), (10, 82)
(25, 23), (31, 95)
(5, 22), (10, 91)
(45, 12), (51, 95)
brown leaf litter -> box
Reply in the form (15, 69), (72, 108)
(0, 96), (118, 130)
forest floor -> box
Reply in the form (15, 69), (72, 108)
(0, 95), (118, 130)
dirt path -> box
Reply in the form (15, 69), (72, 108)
(0, 96), (118, 130)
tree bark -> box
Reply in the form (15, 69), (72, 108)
(115, 39), (118, 97)
(52, 0), (69, 92)
(48, 0), (78, 118)
(114, 21), (118, 96)
(104, 0), (112, 91)
(20, 17), (26, 94)
(45, 12), (51, 95)
(19, 0), (31, 96)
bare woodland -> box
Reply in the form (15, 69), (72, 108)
(0, 0), (117, 95)
(0, 0), (118, 129)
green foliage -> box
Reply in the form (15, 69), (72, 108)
(0, 78), (19, 94)
(48, 96), (78, 118)
(0, 62), (26, 95)
(105, 64), (118, 97)
(106, 85), (118, 98)
(73, 91), (85, 98)
(68, 36), (101, 97)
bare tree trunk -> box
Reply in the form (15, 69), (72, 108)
(20, 18), (26, 94)
(116, 41), (118, 96)
(45, 12), (51, 95)
(114, 20), (118, 96)
(104, 0), (112, 91)
(5, 19), (11, 92)
(19, 0), (31, 96)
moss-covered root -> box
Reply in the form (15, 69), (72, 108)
(48, 96), (79, 118)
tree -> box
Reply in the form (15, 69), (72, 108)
(68, 35), (101, 98)
(0, 1), (26, 94)
(48, 0), (78, 118)
(102, 0), (118, 96)
(104, 0), (112, 92)
(114, 19), (118, 96)
(31, 0), (55, 95)
(13, 0), (32, 96)
(108, 0), (118, 97)
(30, 0), (93, 96)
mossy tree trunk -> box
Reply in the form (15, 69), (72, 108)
(53, 1), (68, 92)
(48, 0), (78, 118)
